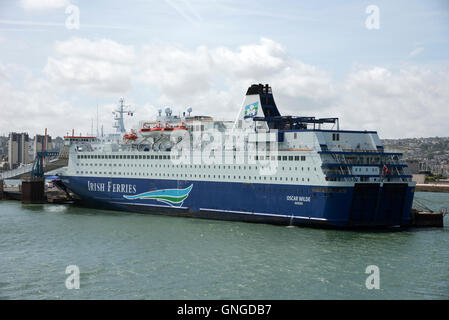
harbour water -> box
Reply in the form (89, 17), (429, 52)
(0, 192), (448, 300)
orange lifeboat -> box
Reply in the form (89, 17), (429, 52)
(160, 123), (174, 135)
(139, 124), (163, 137)
(173, 124), (188, 131)
(123, 131), (138, 140)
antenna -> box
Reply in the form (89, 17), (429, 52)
(112, 98), (134, 134)
(96, 101), (99, 137)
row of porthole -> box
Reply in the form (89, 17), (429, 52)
(76, 162), (317, 172)
(77, 154), (309, 161)
(75, 171), (312, 182)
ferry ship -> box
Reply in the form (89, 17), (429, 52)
(56, 84), (415, 228)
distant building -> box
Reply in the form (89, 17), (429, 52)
(0, 160), (8, 172)
(8, 132), (30, 170)
(33, 134), (53, 159)
(406, 160), (420, 174)
(412, 174), (426, 184)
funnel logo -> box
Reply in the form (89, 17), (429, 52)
(244, 102), (259, 119)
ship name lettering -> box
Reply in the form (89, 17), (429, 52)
(88, 181), (136, 194)
(286, 195), (311, 202)
(112, 183), (137, 194)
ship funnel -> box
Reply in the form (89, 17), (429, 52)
(233, 83), (281, 130)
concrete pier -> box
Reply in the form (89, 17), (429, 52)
(21, 177), (45, 204)
(416, 184), (449, 193)
(411, 209), (444, 227)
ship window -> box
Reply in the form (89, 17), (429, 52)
(301, 156), (306, 161)
(289, 156), (293, 161)
(282, 156), (287, 161)
(295, 156), (299, 161)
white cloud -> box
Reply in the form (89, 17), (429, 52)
(136, 39), (448, 138)
(4, 37), (448, 139)
(330, 65), (449, 138)
(54, 38), (136, 64)
(138, 38), (334, 119)
(20, 0), (69, 11)
(409, 47), (424, 58)
(44, 37), (135, 94)
(0, 64), (87, 137)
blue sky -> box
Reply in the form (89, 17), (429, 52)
(0, 0), (448, 138)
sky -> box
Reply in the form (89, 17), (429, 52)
(0, 0), (448, 139)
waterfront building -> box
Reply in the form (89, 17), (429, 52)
(33, 135), (53, 159)
(8, 132), (30, 170)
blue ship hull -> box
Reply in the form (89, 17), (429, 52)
(60, 175), (414, 228)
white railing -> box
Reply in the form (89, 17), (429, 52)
(0, 163), (33, 179)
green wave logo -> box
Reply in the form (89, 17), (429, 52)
(123, 184), (193, 207)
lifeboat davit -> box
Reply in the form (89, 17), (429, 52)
(173, 125), (188, 131)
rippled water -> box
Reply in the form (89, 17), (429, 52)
(0, 192), (448, 299)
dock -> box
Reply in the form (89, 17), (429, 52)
(410, 209), (445, 227)
(0, 179), (75, 204)
(415, 184), (449, 193)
